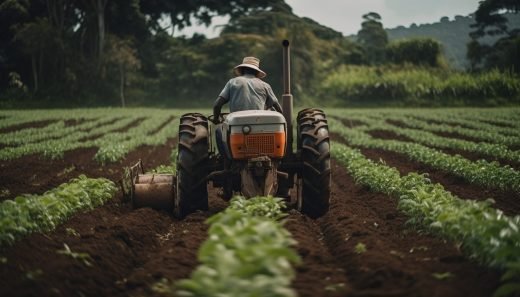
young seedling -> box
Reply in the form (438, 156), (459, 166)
(354, 242), (367, 254)
(57, 244), (93, 267)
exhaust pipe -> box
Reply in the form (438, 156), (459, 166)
(282, 40), (293, 156)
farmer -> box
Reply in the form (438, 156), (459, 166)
(212, 56), (282, 155)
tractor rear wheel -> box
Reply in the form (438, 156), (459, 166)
(175, 113), (209, 218)
(297, 108), (331, 218)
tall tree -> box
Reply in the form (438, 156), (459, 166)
(357, 12), (388, 65)
(467, 0), (520, 72)
(106, 35), (140, 107)
(14, 18), (58, 93)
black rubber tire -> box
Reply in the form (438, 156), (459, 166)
(175, 113), (209, 218)
(297, 108), (331, 218)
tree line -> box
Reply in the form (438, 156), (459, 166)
(0, 0), (518, 108)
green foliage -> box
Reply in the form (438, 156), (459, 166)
(0, 108), (182, 163)
(174, 196), (300, 297)
(320, 65), (520, 106)
(227, 196), (287, 220)
(469, 0), (520, 73)
(0, 175), (117, 246)
(386, 38), (445, 67)
(0, 0), (286, 106)
(357, 12), (388, 65)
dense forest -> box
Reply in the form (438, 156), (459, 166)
(0, 0), (519, 108)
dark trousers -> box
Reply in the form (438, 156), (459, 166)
(215, 124), (229, 159)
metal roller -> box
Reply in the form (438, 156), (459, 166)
(132, 174), (175, 211)
(123, 161), (176, 212)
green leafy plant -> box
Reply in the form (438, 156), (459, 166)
(0, 175), (116, 246)
(174, 196), (300, 297)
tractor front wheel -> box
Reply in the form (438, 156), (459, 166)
(175, 113), (209, 218)
(296, 108), (331, 218)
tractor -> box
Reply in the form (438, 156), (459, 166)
(127, 40), (331, 219)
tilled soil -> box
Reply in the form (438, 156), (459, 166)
(0, 134), (508, 296)
(0, 138), (177, 201)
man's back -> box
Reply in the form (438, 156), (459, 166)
(219, 74), (278, 112)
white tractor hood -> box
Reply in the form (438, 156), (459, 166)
(225, 110), (286, 126)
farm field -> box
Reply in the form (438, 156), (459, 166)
(0, 107), (519, 297)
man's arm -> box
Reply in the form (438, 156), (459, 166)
(265, 83), (282, 113)
(272, 101), (282, 113)
(213, 96), (229, 123)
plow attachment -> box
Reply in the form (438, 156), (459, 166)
(122, 160), (175, 212)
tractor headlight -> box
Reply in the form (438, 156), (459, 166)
(242, 125), (251, 134)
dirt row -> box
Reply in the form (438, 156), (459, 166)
(0, 136), (177, 201)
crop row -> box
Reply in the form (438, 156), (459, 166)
(344, 108), (520, 137)
(0, 116), (126, 146)
(334, 115), (520, 163)
(0, 112), (181, 163)
(458, 113), (520, 130)
(0, 116), (140, 160)
(0, 175), (117, 246)
(405, 113), (520, 138)
(329, 118), (520, 193)
(377, 114), (520, 147)
(326, 107), (520, 131)
(331, 142), (520, 296)
(0, 108), (125, 130)
(93, 115), (178, 163)
(173, 196), (300, 297)
(0, 108), (180, 138)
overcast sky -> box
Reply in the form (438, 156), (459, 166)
(175, 0), (481, 37)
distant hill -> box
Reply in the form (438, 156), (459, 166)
(385, 13), (520, 69)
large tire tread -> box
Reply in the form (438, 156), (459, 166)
(175, 113), (209, 218)
(297, 108), (331, 218)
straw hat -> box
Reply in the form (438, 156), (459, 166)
(233, 56), (267, 78)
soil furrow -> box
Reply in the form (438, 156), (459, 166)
(286, 210), (350, 297)
(317, 160), (500, 297)
(0, 137), (176, 201)
(0, 120), (58, 134)
(121, 187), (227, 297)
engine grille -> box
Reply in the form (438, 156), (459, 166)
(245, 134), (275, 154)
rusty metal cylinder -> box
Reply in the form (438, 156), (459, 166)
(136, 174), (173, 184)
(132, 174), (175, 211)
